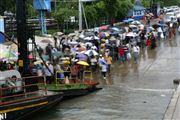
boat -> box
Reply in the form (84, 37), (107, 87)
(38, 70), (102, 98)
(0, 70), (63, 120)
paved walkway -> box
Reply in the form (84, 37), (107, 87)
(163, 84), (180, 120)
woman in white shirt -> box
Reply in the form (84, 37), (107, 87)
(132, 45), (140, 64)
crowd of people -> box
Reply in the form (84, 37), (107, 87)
(1, 15), (180, 82)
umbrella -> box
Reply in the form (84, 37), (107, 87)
(99, 25), (109, 31)
(56, 32), (64, 36)
(148, 27), (155, 31)
(110, 27), (120, 32)
(84, 37), (93, 41)
(98, 59), (107, 65)
(76, 53), (88, 60)
(79, 34), (85, 39)
(99, 32), (110, 38)
(109, 36), (116, 41)
(85, 42), (93, 47)
(131, 21), (141, 25)
(126, 32), (136, 37)
(77, 61), (89, 66)
(68, 33), (76, 37)
(138, 24), (144, 30)
(41, 39), (52, 43)
(52, 51), (64, 57)
(94, 36), (100, 40)
(0, 51), (18, 60)
(129, 24), (137, 28)
(84, 31), (95, 37)
(123, 18), (134, 23)
(68, 41), (78, 45)
(42, 55), (49, 61)
(63, 60), (70, 64)
(85, 50), (98, 56)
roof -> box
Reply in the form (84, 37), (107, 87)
(134, 0), (142, 6)
(133, 5), (146, 11)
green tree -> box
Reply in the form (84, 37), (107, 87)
(0, 0), (15, 15)
(116, 0), (133, 20)
(84, 5), (98, 28)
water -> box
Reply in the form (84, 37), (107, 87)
(30, 36), (180, 120)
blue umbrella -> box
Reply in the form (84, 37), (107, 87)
(76, 53), (88, 60)
(98, 59), (107, 65)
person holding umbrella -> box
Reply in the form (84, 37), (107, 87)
(101, 61), (108, 79)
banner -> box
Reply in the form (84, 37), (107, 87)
(0, 17), (5, 43)
(0, 18), (4, 32)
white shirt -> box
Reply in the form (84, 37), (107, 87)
(133, 46), (140, 53)
(101, 64), (107, 72)
(157, 27), (163, 33)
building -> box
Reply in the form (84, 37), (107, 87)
(127, 0), (146, 20)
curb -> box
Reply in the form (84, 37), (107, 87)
(163, 84), (180, 120)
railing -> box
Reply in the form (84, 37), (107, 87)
(83, 71), (93, 82)
(0, 76), (47, 105)
(55, 70), (93, 83)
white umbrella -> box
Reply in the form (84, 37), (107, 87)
(138, 24), (144, 30)
(94, 36), (100, 40)
(131, 21), (141, 25)
(84, 36), (92, 41)
(68, 33), (76, 37)
(85, 42), (93, 47)
(79, 34), (85, 39)
(85, 49), (98, 56)
(129, 24), (137, 28)
(68, 41), (78, 45)
(126, 32), (136, 37)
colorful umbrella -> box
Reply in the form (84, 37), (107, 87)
(85, 50), (98, 56)
(99, 25), (109, 31)
(0, 51), (18, 60)
(110, 27), (120, 32)
(63, 60), (70, 64)
(77, 61), (89, 66)
(76, 53), (88, 60)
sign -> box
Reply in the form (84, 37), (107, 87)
(33, 0), (51, 12)
(0, 32), (5, 43)
(0, 17), (5, 43)
(0, 18), (4, 33)
(70, 16), (75, 22)
(18, 60), (23, 67)
(0, 113), (7, 120)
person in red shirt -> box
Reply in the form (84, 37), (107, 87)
(6, 63), (15, 70)
(118, 46), (125, 63)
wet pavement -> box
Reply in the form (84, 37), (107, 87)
(30, 35), (180, 120)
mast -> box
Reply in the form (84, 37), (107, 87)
(16, 0), (28, 76)
(78, 0), (82, 31)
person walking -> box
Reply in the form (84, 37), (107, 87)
(132, 45), (140, 64)
(105, 55), (112, 74)
(101, 62), (108, 79)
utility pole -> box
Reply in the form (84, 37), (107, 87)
(79, 0), (82, 31)
(78, 0), (95, 31)
(16, 0), (28, 76)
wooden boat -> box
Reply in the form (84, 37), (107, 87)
(0, 70), (63, 120)
(39, 70), (102, 98)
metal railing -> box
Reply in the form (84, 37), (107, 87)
(0, 76), (47, 105)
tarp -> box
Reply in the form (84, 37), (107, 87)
(0, 18), (5, 43)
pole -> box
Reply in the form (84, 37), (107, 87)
(79, 0), (82, 31)
(82, 2), (88, 29)
(55, 0), (57, 13)
(16, 0), (28, 76)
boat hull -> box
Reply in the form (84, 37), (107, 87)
(0, 93), (63, 120)
(44, 82), (101, 98)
